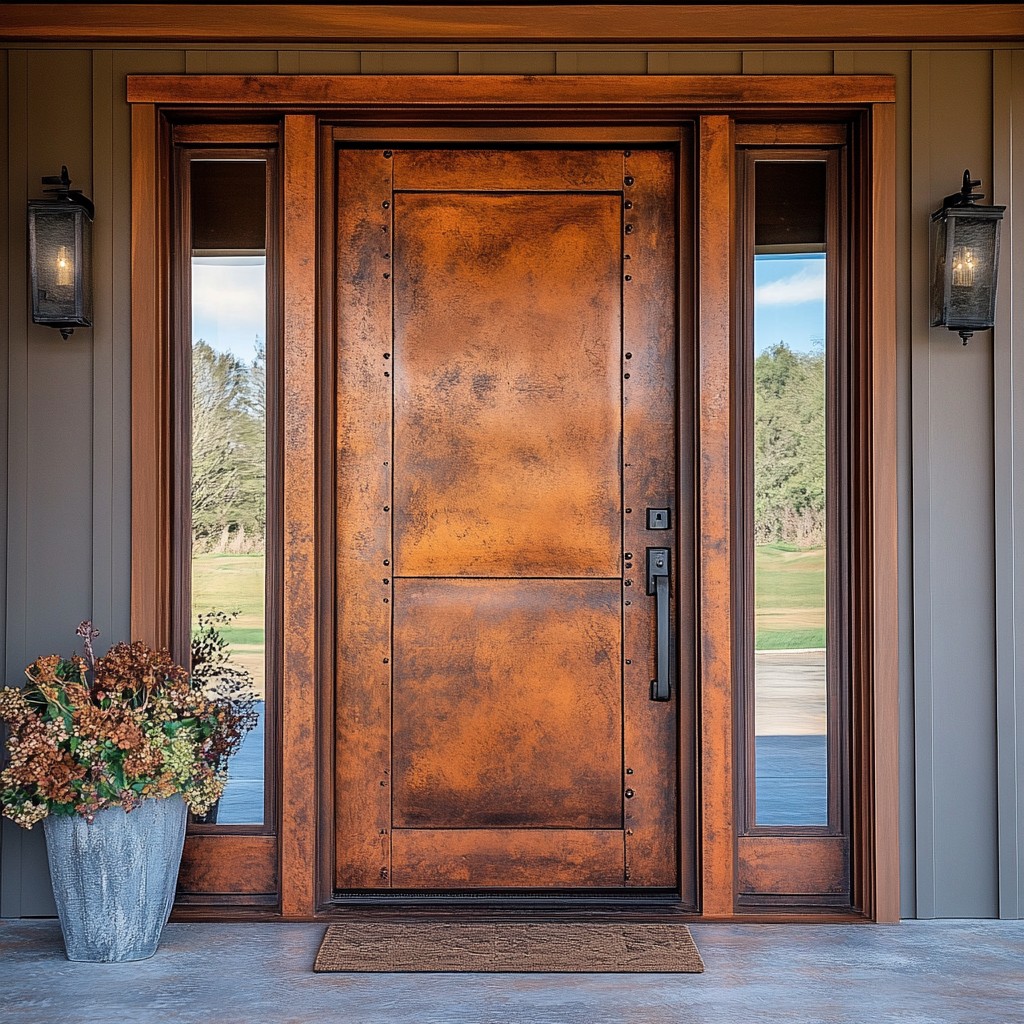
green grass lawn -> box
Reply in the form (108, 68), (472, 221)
(755, 543), (825, 650)
(192, 547), (824, 667)
(192, 552), (266, 694)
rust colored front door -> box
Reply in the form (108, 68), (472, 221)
(335, 145), (682, 893)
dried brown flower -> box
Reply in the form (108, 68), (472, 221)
(0, 621), (254, 827)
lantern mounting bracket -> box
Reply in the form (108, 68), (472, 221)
(40, 165), (95, 220)
(940, 169), (985, 212)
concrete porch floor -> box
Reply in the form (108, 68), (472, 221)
(1, 919), (1022, 1023)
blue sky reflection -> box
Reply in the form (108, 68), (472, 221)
(754, 253), (826, 355)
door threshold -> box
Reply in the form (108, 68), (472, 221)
(325, 891), (696, 920)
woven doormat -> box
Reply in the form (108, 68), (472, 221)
(314, 921), (704, 973)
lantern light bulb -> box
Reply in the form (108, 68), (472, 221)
(55, 245), (73, 287)
(951, 246), (975, 288)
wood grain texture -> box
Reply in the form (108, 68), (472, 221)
(392, 189), (622, 578)
(178, 836), (277, 895)
(390, 830), (626, 888)
(733, 142), (851, 911)
(130, 102), (171, 649)
(621, 148), (680, 888)
(870, 101), (900, 924)
(391, 579), (623, 830)
(315, 921), (704, 973)
(280, 114), (318, 917)
(126, 74), (898, 107)
(697, 115), (736, 917)
(13, 5), (1023, 43)
(169, 144), (196, 671)
(737, 836), (849, 896)
(822, 146), (848, 849)
(171, 124), (280, 145)
(734, 122), (848, 147)
(674, 125), (700, 910)
(335, 146), (395, 891)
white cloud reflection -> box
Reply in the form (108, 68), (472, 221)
(191, 257), (265, 361)
(754, 262), (826, 306)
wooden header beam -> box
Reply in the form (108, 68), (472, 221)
(127, 74), (896, 108)
(4, 5), (1023, 45)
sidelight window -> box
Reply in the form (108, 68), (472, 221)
(173, 146), (280, 830)
(737, 141), (851, 906)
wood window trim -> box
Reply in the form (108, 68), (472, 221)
(129, 74), (898, 922)
(170, 145), (282, 910)
(6, 4), (1024, 44)
(735, 146), (847, 843)
(733, 145), (851, 910)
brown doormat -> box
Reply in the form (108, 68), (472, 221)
(314, 921), (704, 973)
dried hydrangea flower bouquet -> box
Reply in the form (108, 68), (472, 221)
(0, 621), (254, 961)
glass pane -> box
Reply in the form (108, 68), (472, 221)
(190, 160), (267, 825)
(752, 161), (828, 827)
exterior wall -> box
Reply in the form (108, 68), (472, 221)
(0, 39), (1022, 919)
(993, 49), (1024, 921)
(911, 49), (999, 919)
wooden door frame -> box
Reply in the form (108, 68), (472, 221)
(129, 74), (898, 922)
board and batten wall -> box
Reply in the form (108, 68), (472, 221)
(1, 42), (1022, 920)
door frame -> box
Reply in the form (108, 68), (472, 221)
(128, 73), (898, 921)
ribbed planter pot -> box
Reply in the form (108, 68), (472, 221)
(42, 794), (187, 962)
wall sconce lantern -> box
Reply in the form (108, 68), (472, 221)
(28, 166), (94, 340)
(930, 170), (1005, 345)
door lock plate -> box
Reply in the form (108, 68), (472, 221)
(646, 508), (671, 530)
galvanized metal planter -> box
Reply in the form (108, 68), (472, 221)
(42, 795), (187, 962)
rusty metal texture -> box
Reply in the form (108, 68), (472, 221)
(391, 828), (628, 889)
(393, 147), (624, 191)
(336, 146), (679, 892)
(335, 146), (395, 890)
(621, 148), (679, 887)
(391, 578), (623, 829)
(392, 190), (622, 578)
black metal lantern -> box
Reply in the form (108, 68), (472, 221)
(930, 170), (1005, 345)
(28, 166), (94, 340)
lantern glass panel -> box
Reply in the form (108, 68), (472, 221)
(945, 212), (999, 327)
(930, 204), (1003, 333)
(928, 215), (947, 327)
(29, 204), (92, 327)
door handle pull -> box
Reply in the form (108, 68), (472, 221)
(646, 548), (671, 702)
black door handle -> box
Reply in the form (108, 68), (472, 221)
(646, 548), (671, 702)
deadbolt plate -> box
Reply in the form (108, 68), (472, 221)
(646, 508), (671, 530)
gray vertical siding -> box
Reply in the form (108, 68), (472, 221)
(3, 49), (96, 919)
(993, 48), (1024, 921)
(0, 40), (1022, 919)
(912, 50), (1002, 919)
